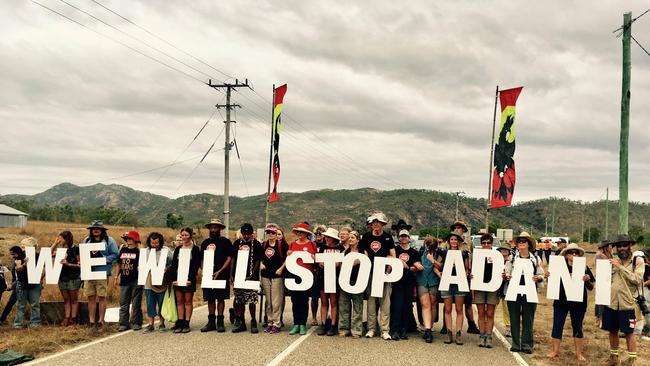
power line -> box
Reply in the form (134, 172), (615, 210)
(176, 126), (226, 191)
(632, 35), (650, 56)
(90, 0), (234, 82)
(31, 0), (208, 85)
(613, 7), (650, 33)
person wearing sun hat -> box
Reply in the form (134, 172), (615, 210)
(448, 220), (480, 335)
(360, 212), (396, 340)
(546, 243), (595, 362)
(436, 231), (470, 345)
(199, 218), (233, 333)
(504, 231), (545, 354)
(316, 228), (345, 336)
(82, 220), (119, 329)
(602, 234), (644, 366)
(287, 222), (318, 335)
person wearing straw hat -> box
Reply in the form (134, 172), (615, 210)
(82, 220), (119, 329)
(316, 228), (344, 336)
(287, 223), (318, 335)
(199, 218), (233, 333)
(437, 232), (470, 345)
(504, 232), (545, 354)
(546, 243), (594, 362)
(602, 234), (645, 366)
(360, 212), (396, 340)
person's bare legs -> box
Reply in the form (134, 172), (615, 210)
(454, 296), (465, 331)
(88, 295), (96, 325)
(419, 294), (432, 329)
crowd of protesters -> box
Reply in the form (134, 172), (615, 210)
(0, 215), (647, 365)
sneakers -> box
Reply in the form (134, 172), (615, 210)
(424, 329), (433, 343)
(455, 331), (463, 345)
(132, 324), (142, 331)
(299, 325), (307, 335)
(317, 325), (326, 336)
(269, 326), (280, 334)
(366, 330), (376, 338)
(389, 332), (400, 341)
(642, 335), (650, 341)
(504, 327), (511, 338)
(118, 325), (129, 332)
(173, 320), (184, 334)
(289, 325), (301, 335)
(158, 324), (167, 332)
(399, 330), (408, 340)
(264, 325), (273, 333)
(486, 334), (493, 349)
(381, 332), (392, 340)
(478, 333), (486, 348)
(326, 326), (337, 336)
(142, 324), (155, 333)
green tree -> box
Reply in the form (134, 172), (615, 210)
(166, 213), (184, 229)
(583, 227), (602, 243)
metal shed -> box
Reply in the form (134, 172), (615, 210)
(0, 204), (28, 228)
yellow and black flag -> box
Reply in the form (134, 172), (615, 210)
(268, 84), (287, 203)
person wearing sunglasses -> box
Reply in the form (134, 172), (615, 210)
(546, 243), (594, 362)
(472, 234), (499, 348)
(310, 225), (327, 327)
(602, 234), (645, 366)
(260, 224), (289, 334)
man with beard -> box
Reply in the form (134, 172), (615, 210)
(603, 234), (645, 366)
(200, 219), (233, 333)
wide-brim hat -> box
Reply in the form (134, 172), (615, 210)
(292, 222), (313, 235)
(446, 232), (465, 243)
(368, 212), (388, 225)
(205, 218), (226, 229)
(560, 243), (585, 257)
(611, 234), (636, 246)
(87, 220), (107, 230)
(497, 241), (512, 252)
(598, 239), (611, 249)
(322, 228), (340, 241)
(450, 220), (468, 233)
(391, 219), (412, 231)
(514, 232), (535, 249)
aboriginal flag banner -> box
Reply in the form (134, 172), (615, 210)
(268, 84), (287, 203)
(490, 87), (523, 209)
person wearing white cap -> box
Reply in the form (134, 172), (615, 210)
(360, 212), (395, 340)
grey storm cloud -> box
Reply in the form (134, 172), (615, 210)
(1, 0), (649, 204)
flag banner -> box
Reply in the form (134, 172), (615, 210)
(268, 84), (287, 203)
(490, 86), (523, 209)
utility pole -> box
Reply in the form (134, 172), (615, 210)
(605, 187), (609, 239)
(581, 210), (584, 242)
(545, 217), (548, 236)
(455, 191), (465, 221)
(208, 78), (251, 237)
(619, 12), (632, 235)
(551, 202), (556, 235)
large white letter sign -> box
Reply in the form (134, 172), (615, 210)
(505, 258), (539, 303)
(439, 250), (469, 292)
(546, 255), (586, 302)
(285, 252), (314, 291)
(201, 249), (227, 289)
(316, 252), (345, 294)
(595, 259), (612, 306)
(79, 242), (107, 280)
(175, 248), (191, 286)
(470, 249), (504, 292)
(370, 257), (403, 297)
(339, 252), (371, 294)
(26, 247), (66, 284)
(233, 249), (260, 290)
(138, 248), (169, 286)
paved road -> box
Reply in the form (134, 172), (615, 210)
(28, 299), (521, 366)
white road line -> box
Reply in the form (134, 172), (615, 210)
(266, 327), (316, 366)
(492, 327), (530, 366)
(24, 305), (208, 365)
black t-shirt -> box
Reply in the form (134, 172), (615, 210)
(440, 249), (469, 277)
(556, 265), (595, 306)
(232, 239), (263, 280)
(483, 256), (494, 284)
(60, 246), (80, 281)
(395, 245), (420, 284)
(261, 240), (289, 279)
(13, 252), (29, 287)
(118, 247), (140, 285)
(170, 245), (202, 284)
(360, 231), (395, 267)
(200, 236), (233, 280)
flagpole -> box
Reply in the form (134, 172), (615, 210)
(265, 84), (276, 225)
(485, 85), (499, 232)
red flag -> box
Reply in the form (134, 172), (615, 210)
(268, 84), (287, 203)
(490, 87), (523, 209)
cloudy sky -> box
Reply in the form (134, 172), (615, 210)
(1, 0), (649, 203)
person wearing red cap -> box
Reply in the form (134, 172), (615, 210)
(114, 230), (143, 331)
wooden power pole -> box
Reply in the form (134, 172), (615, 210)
(619, 12), (632, 235)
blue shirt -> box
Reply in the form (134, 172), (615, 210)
(416, 250), (440, 287)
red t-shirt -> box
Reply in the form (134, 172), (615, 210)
(289, 240), (317, 271)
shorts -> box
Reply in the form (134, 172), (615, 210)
(439, 284), (469, 299)
(602, 307), (636, 335)
(84, 279), (108, 297)
(473, 290), (499, 305)
(146, 289), (165, 317)
(175, 281), (197, 293)
(234, 289), (259, 304)
(417, 284), (439, 298)
(203, 282), (230, 301)
(59, 278), (81, 292)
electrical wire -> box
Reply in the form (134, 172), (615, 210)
(632, 35), (650, 56)
(176, 125), (226, 191)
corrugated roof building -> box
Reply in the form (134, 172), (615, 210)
(0, 204), (28, 228)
